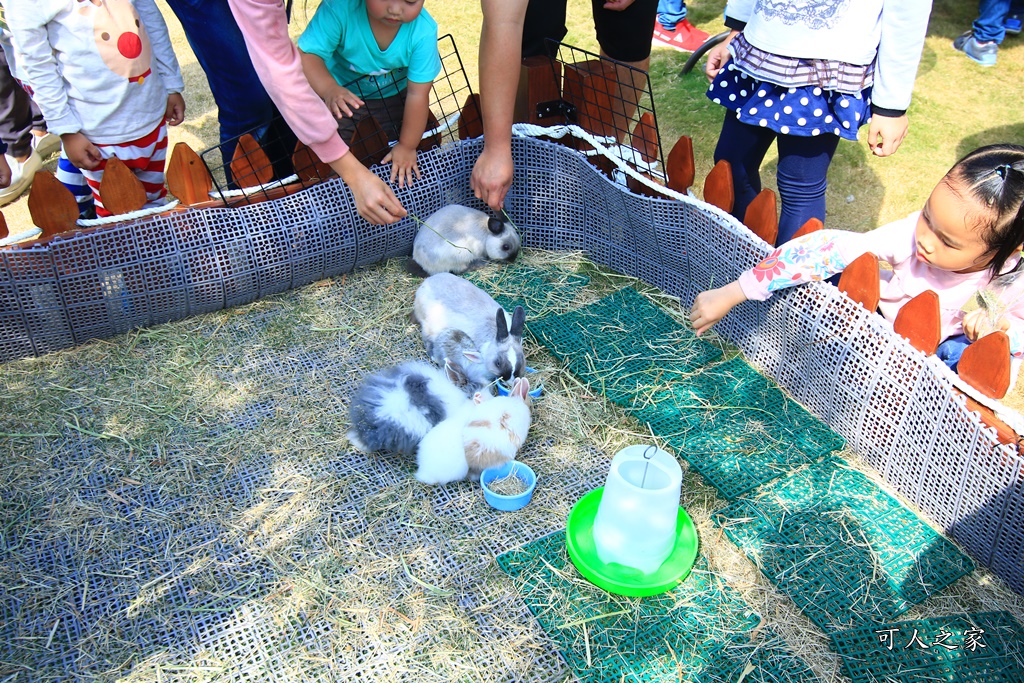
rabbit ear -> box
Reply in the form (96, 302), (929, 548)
(462, 350), (483, 364)
(510, 306), (526, 338)
(512, 377), (530, 401)
(444, 358), (468, 386)
(495, 308), (509, 342)
(487, 217), (505, 235)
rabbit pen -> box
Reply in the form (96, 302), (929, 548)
(3, 41), (1024, 683)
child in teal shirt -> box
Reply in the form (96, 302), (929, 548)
(299, 0), (441, 188)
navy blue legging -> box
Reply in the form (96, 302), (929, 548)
(714, 114), (841, 244)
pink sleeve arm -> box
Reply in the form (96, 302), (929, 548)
(225, 0), (349, 165)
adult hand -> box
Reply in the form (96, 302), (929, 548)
(60, 132), (103, 170)
(324, 85), (364, 119)
(0, 154), (10, 189)
(334, 151), (407, 225)
(471, 144), (514, 212)
(866, 113), (908, 157)
(705, 31), (739, 81)
(165, 92), (186, 126)
(382, 143), (421, 188)
(603, 0), (636, 9)
(689, 281), (747, 335)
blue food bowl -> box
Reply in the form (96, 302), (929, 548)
(480, 462), (537, 511)
(496, 367), (544, 398)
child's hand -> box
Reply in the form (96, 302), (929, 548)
(60, 132), (103, 170)
(324, 86), (364, 119)
(165, 93), (186, 126)
(963, 308), (1009, 342)
(705, 31), (738, 81)
(690, 281), (748, 335)
(382, 143), (421, 188)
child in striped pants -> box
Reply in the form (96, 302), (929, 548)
(7, 0), (186, 218)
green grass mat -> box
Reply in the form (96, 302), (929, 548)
(830, 611), (1024, 683)
(630, 357), (845, 499)
(465, 262), (591, 319)
(528, 287), (722, 405)
(497, 531), (819, 683)
(714, 457), (976, 633)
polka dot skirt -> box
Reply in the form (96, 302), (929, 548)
(707, 62), (872, 141)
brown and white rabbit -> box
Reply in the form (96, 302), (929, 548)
(415, 377), (532, 485)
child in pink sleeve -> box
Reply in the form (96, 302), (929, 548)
(691, 143), (1024, 372)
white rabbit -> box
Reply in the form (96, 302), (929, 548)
(408, 204), (520, 277)
(413, 273), (526, 386)
(347, 360), (473, 456)
(415, 378), (532, 485)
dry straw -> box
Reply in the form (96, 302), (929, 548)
(1, 250), (1022, 683)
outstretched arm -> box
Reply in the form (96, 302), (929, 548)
(471, 0), (529, 211)
(383, 80), (433, 188)
(226, 0), (405, 224)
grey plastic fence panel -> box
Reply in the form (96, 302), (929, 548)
(1, 135), (1023, 595)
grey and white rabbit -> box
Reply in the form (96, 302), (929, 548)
(408, 204), (520, 277)
(413, 272), (526, 386)
(416, 377), (533, 485)
(347, 360), (475, 456)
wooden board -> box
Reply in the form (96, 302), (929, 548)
(230, 133), (274, 188)
(837, 252), (881, 313)
(99, 156), (147, 216)
(666, 135), (695, 194)
(743, 188), (778, 246)
(893, 290), (942, 355)
(703, 160), (734, 214)
(27, 170), (79, 239)
(958, 331), (1011, 399)
(166, 142), (213, 205)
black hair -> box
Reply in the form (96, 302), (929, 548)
(946, 143), (1024, 275)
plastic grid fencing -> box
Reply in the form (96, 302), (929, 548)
(497, 532), (819, 683)
(830, 611), (1024, 683)
(2, 133), (1024, 593)
(631, 356), (845, 499)
(713, 456), (977, 632)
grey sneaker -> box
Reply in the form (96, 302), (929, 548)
(954, 31), (998, 66)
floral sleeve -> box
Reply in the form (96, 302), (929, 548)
(737, 230), (851, 301)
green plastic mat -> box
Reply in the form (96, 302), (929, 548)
(630, 357), (845, 499)
(714, 457), (976, 633)
(465, 263), (591, 319)
(830, 611), (1024, 683)
(497, 531), (820, 683)
(528, 287), (722, 405)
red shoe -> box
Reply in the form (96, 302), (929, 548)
(652, 19), (711, 53)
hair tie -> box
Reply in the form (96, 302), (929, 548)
(997, 163), (1014, 179)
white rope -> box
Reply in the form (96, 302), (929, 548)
(510, 122), (750, 239)
(0, 226), (42, 247)
(77, 199), (180, 227)
(210, 174), (299, 200)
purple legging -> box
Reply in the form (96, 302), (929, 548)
(713, 113), (841, 244)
